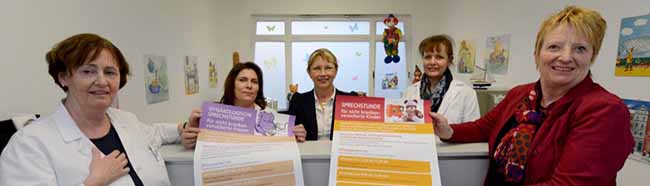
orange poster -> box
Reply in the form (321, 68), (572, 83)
(329, 96), (441, 186)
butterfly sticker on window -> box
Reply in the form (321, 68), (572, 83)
(263, 57), (278, 72)
(266, 25), (276, 32)
(355, 51), (363, 56)
(349, 23), (359, 32)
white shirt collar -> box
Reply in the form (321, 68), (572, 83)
(53, 102), (85, 143)
(313, 87), (337, 103)
(54, 99), (121, 143)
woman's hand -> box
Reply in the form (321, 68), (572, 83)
(84, 148), (129, 186)
(429, 112), (453, 140)
(293, 124), (306, 142)
(180, 109), (201, 149)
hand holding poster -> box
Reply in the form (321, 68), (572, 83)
(329, 95), (441, 186)
(193, 102), (304, 186)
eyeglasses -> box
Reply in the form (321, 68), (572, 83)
(310, 66), (336, 73)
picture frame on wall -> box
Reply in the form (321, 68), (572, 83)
(624, 99), (650, 164)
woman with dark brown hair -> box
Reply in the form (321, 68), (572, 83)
(181, 62), (273, 148)
(0, 33), (194, 186)
(219, 62), (267, 109)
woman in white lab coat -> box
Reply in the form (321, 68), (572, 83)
(404, 35), (480, 124)
(0, 33), (196, 186)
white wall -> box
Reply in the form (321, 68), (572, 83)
(0, 0), (234, 123)
(0, 0), (441, 128)
(0, 0), (442, 122)
(1, 0), (648, 185)
(434, 0), (650, 185)
(436, 0), (650, 101)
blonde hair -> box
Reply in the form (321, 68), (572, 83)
(307, 48), (338, 71)
(534, 6), (607, 63)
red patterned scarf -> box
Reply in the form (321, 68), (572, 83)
(493, 84), (547, 183)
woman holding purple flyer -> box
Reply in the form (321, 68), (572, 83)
(181, 62), (284, 148)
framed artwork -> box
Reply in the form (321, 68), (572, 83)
(624, 99), (650, 164)
(184, 56), (199, 95)
(208, 57), (218, 88)
(144, 54), (170, 105)
(485, 34), (510, 75)
(615, 14), (650, 76)
(457, 40), (476, 73)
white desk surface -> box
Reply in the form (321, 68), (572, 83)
(161, 140), (488, 162)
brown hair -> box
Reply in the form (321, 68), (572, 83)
(46, 33), (130, 91)
(220, 62), (266, 109)
(534, 6), (606, 63)
(418, 35), (454, 63)
(307, 48), (338, 72)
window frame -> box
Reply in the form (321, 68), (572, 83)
(252, 15), (411, 109)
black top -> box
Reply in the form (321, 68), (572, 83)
(1, 114), (39, 154)
(0, 119), (18, 154)
(90, 125), (143, 186)
(286, 89), (356, 140)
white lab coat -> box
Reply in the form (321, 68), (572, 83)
(0, 103), (181, 186)
(404, 79), (480, 124)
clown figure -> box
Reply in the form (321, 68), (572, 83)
(383, 14), (403, 63)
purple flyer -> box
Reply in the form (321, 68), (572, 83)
(199, 102), (295, 136)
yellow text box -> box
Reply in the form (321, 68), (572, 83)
(336, 169), (432, 186)
(334, 121), (434, 134)
(338, 156), (430, 172)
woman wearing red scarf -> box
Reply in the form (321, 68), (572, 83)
(430, 6), (634, 186)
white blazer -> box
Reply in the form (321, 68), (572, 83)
(0, 103), (181, 186)
(404, 79), (480, 124)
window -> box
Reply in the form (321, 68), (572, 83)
(256, 22), (285, 35)
(291, 21), (370, 35)
(291, 42), (370, 94)
(254, 16), (410, 110)
(254, 42), (286, 108)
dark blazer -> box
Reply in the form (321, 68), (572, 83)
(287, 89), (356, 140)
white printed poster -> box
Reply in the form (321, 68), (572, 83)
(193, 102), (304, 186)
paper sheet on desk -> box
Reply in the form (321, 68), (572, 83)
(329, 96), (442, 186)
(193, 102), (304, 186)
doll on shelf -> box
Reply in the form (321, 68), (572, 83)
(287, 83), (298, 102)
(411, 65), (422, 84)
